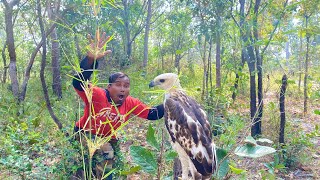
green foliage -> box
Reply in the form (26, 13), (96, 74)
(0, 155), (32, 179)
(146, 124), (160, 150)
(277, 124), (316, 169)
(263, 154), (286, 174)
(215, 147), (230, 179)
(216, 115), (246, 150)
(306, 124), (320, 138)
(120, 166), (141, 175)
(165, 151), (178, 161)
(129, 146), (157, 174)
(0, 81), (79, 179)
(129, 124), (177, 177)
(229, 164), (246, 175)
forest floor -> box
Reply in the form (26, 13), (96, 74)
(121, 91), (320, 180)
(229, 92), (320, 179)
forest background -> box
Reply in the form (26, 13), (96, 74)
(0, 0), (319, 179)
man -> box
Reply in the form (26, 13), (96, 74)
(72, 32), (164, 179)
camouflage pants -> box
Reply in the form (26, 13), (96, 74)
(73, 126), (123, 180)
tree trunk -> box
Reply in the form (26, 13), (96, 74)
(4, 1), (20, 102)
(174, 54), (182, 75)
(303, 15), (310, 114)
(239, 1), (258, 135)
(37, 0), (62, 130)
(254, 0), (262, 137)
(143, 0), (152, 68)
(174, 36), (182, 74)
(74, 33), (82, 60)
(216, 17), (221, 89)
(232, 53), (245, 101)
(279, 74), (288, 144)
(232, 0), (246, 102)
(298, 35), (302, 92)
(122, 0), (132, 60)
(245, 44), (259, 136)
(240, 6), (259, 136)
(256, 50), (263, 135)
(201, 38), (207, 100)
(1, 42), (8, 83)
(48, 1), (62, 99)
(207, 37), (213, 102)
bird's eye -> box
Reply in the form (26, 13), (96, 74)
(160, 79), (165, 83)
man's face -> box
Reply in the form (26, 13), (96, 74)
(107, 76), (130, 106)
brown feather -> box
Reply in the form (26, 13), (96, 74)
(164, 90), (216, 177)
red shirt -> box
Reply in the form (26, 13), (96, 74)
(75, 86), (150, 137)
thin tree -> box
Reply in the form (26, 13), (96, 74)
(279, 74), (288, 144)
(121, 0), (150, 62)
(303, 14), (310, 114)
(298, 34), (303, 92)
(48, 0), (62, 99)
(231, 0), (246, 102)
(37, 0), (62, 130)
(3, 0), (21, 102)
(143, 0), (152, 68)
(1, 42), (8, 83)
(200, 37), (207, 100)
(297, 0), (319, 113)
(213, 1), (227, 89)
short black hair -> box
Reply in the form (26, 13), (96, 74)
(109, 72), (130, 83)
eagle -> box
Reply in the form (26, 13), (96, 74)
(149, 73), (216, 180)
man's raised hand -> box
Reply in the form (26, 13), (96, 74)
(87, 30), (112, 61)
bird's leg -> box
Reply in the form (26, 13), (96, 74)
(188, 159), (203, 180)
(188, 159), (196, 180)
(179, 156), (189, 180)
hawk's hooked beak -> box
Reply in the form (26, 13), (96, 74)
(149, 80), (155, 88)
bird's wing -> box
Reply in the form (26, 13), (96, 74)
(164, 91), (215, 176)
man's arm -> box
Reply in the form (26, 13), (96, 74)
(147, 104), (164, 120)
(72, 57), (99, 91)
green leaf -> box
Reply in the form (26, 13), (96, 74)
(275, 164), (286, 170)
(287, 80), (295, 84)
(61, 65), (72, 70)
(264, 163), (274, 174)
(235, 143), (276, 158)
(257, 138), (273, 144)
(146, 124), (159, 150)
(130, 146), (157, 174)
(120, 166), (141, 175)
(31, 117), (41, 127)
(215, 147), (229, 179)
(102, 169), (116, 179)
(176, 49), (183, 55)
(165, 150), (178, 161)
(229, 164), (246, 174)
(21, 122), (28, 131)
(244, 136), (257, 146)
(314, 109), (320, 115)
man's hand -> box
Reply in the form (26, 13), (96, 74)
(87, 30), (112, 62)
